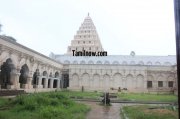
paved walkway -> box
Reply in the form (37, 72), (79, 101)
(81, 101), (122, 119)
(79, 101), (170, 119)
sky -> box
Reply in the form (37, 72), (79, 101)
(0, 0), (176, 56)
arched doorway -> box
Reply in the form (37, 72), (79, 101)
(0, 58), (15, 89)
(55, 72), (59, 78)
(113, 73), (123, 88)
(32, 69), (40, 88)
(93, 74), (100, 88)
(136, 74), (144, 88)
(72, 73), (79, 87)
(63, 74), (69, 88)
(42, 71), (48, 88)
(19, 64), (29, 88)
(82, 73), (90, 87)
(53, 80), (57, 88)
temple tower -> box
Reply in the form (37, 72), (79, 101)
(66, 13), (104, 55)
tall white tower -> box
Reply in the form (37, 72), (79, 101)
(66, 14), (104, 55)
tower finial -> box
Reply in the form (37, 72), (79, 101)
(88, 12), (89, 16)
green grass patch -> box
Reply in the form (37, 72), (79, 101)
(60, 90), (102, 99)
(0, 92), (90, 119)
(122, 105), (178, 119)
(118, 93), (177, 102)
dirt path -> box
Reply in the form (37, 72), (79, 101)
(81, 101), (122, 119)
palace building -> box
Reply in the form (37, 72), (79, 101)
(0, 14), (177, 93)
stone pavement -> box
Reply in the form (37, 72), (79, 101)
(81, 101), (122, 119)
(79, 101), (171, 119)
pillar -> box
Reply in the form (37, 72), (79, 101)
(7, 69), (20, 89)
(57, 79), (60, 88)
(44, 78), (48, 88)
(50, 78), (54, 88)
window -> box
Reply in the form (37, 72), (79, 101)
(168, 81), (173, 87)
(76, 47), (77, 50)
(89, 41), (91, 43)
(83, 41), (85, 44)
(158, 81), (163, 87)
(89, 47), (91, 50)
(147, 81), (152, 88)
(82, 47), (84, 50)
(78, 41), (80, 44)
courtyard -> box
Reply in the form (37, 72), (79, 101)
(0, 91), (178, 119)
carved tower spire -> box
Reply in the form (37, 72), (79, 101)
(66, 14), (104, 55)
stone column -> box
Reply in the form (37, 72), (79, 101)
(57, 79), (60, 88)
(44, 78), (48, 88)
(50, 78), (54, 88)
(7, 69), (20, 89)
(34, 76), (43, 89)
(68, 75), (72, 88)
(27, 74), (33, 89)
(22, 76), (31, 89)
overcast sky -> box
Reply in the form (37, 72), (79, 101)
(0, 0), (176, 56)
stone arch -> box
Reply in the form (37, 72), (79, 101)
(147, 61), (152, 65)
(73, 60), (78, 64)
(103, 74), (110, 89)
(43, 71), (48, 76)
(93, 74), (100, 88)
(53, 79), (58, 88)
(167, 76), (174, 88)
(167, 76), (174, 81)
(104, 61), (110, 64)
(130, 61), (135, 65)
(42, 71), (48, 88)
(112, 61), (119, 65)
(32, 69), (40, 86)
(80, 60), (86, 64)
(164, 62), (171, 66)
(113, 73), (123, 88)
(19, 64), (29, 87)
(96, 61), (102, 64)
(72, 73), (79, 87)
(81, 73), (90, 87)
(156, 75), (164, 87)
(0, 58), (16, 88)
(55, 71), (59, 78)
(138, 61), (144, 65)
(147, 75), (154, 88)
(147, 75), (154, 81)
(64, 60), (70, 64)
(122, 61), (127, 65)
(49, 72), (53, 77)
(157, 75), (164, 81)
(136, 74), (144, 88)
(155, 62), (161, 65)
(126, 74), (134, 89)
(88, 60), (94, 64)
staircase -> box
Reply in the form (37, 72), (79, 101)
(0, 90), (26, 96)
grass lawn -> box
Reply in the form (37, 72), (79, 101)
(122, 105), (178, 119)
(0, 92), (90, 119)
(118, 93), (177, 102)
(60, 90), (102, 99)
